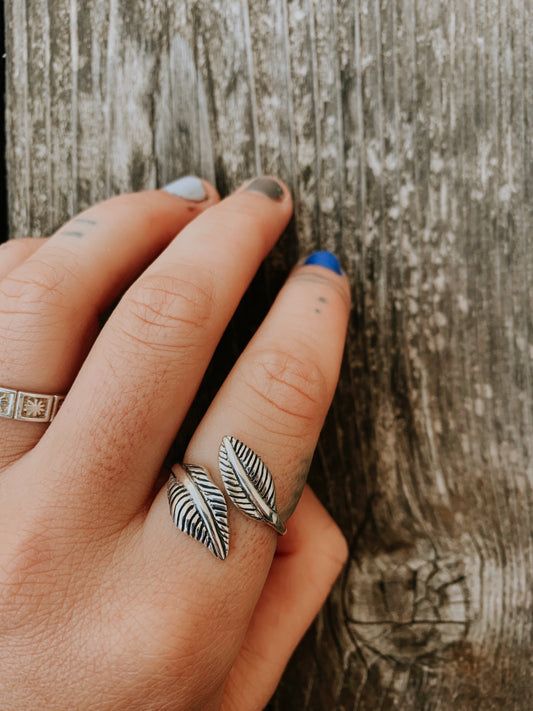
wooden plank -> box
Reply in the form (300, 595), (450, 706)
(5, 0), (533, 707)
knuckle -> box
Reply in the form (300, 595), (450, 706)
(117, 271), (215, 353)
(0, 237), (36, 262)
(0, 258), (69, 315)
(0, 521), (56, 632)
(0, 259), (76, 351)
(242, 347), (329, 436)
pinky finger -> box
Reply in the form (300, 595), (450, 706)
(0, 238), (47, 280)
(221, 485), (348, 711)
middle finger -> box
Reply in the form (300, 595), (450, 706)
(38, 178), (292, 520)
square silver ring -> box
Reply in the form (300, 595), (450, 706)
(0, 388), (17, 419)
(15, 392), (55, 422)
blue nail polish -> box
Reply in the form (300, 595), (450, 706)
(302, 251), (343, 275)
(162, 176), (207, 201)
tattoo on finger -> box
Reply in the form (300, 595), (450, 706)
(59, 218), (98, 238)
(281, 456), (313, 521)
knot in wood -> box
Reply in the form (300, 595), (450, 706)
(344, 544), (468, 664)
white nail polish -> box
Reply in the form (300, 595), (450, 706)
(162, 176), (207, 201)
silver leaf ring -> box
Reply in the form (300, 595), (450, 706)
(167, 463), (230, 560)
(219, 436), (286, 536)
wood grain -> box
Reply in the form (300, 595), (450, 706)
(5, 0), (533, 708)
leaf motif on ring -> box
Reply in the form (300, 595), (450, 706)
(167, 464), (230, 560)
(219, 436), (286, 535)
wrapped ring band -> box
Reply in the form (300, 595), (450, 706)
(0, 387), (65, 423)
(167, 437), (286, 561)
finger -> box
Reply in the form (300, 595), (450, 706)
(184, 251), (350, 520)
(0, 179), (217, 392)
(32, 178), (293, 519)
(0, 238), (47, 280)
(0, 178), (218, 464)
(141, 253), (349, 667)
(222, 486), (348, 711)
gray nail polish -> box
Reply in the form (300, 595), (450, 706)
(162, 176), (207, 202)
(245, 177), (284, 201)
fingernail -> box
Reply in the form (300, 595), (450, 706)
(302, 251), (343, 275)
(245, 177), (284, 201)
(162, 176), (207, 201)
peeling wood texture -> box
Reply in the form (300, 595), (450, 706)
(5, 1), (533, 708)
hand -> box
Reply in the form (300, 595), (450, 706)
(0, 176), (350, 711)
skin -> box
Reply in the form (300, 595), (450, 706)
(0, 177), (351, 711)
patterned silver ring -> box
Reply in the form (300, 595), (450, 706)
(166, 438), (287, 561)
(0, 387), (65, 423)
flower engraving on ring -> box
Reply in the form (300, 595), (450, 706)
(0, 393), (10, 415)
(22, 397), (48, 418)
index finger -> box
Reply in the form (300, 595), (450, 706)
(0, 177), (218, 465)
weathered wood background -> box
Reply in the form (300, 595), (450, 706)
(5, 0), (533, 708)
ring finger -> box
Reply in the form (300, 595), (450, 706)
(141, 253), (350, 697)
